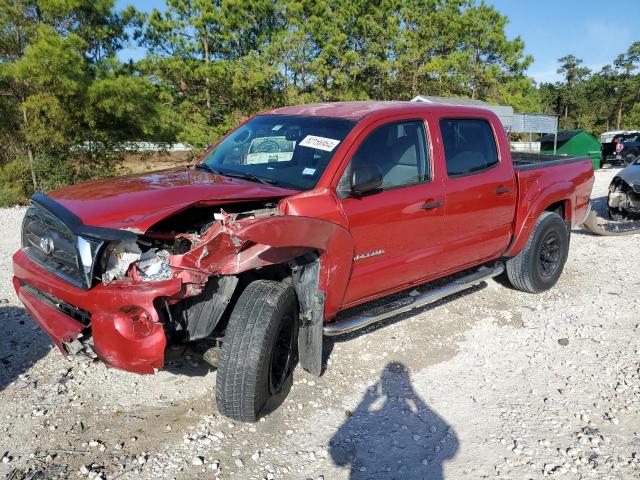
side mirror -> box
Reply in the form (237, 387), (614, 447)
(351, 164), (383, 197)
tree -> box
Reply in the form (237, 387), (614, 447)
(390, 0), (532, 102)
(612, 41), (640, 129)
(539, 43), (640, 134)
(555, 55), (590, 127)
(0, 0), (166, 203)
(1, 1), (638, 206)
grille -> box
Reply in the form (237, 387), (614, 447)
(632, 184), (640, 194)
(22, 204), (102, 289)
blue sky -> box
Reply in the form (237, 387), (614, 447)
(488, 0), (637, 83)
(115, 0), (638, 84)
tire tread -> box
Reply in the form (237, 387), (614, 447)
(506, 211), (567, 294)
(216, 280), (292, 422)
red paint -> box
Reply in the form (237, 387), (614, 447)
(13, 101), (594, 375)
(14, 277), (85, 352)
(48, 166), (296, 232)
(13, 250), (181, 373)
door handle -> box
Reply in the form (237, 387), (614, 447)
(421, 200), (444, 210)
(495, 186), (511, 195)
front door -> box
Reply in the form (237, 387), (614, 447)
(338, 118), (447, 306)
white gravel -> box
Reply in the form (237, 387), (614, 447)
(0, 167), (639, 479)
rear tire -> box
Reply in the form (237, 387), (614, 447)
(506, 212), (569, 293)
(216, 280), (298, 422)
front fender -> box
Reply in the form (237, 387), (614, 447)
(233, 216), (355, 320)
(505, 181), (574, 257)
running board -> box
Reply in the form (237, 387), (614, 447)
(323, 263), (504, 336)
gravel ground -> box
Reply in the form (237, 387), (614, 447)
(1, 167), (639, 480)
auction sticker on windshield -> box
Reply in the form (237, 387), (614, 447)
(299, 135), (341, 152)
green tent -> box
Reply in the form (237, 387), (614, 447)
(540, 129), (602, 169)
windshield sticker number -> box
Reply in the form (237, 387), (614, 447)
(299, 135), (341, 152)
(302, 167), (316, 176)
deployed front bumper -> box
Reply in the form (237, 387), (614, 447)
(13, 250), (183, 374)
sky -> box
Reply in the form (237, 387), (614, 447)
(487, 0), (637, 83)
(115, 0), (639, 84)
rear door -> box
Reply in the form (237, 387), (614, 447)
(336, 117), (447, 306)
(436, 116), (516, 271)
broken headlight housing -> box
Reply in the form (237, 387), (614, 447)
(135, 249), (172, 281)
(100, 240), (172, 285)
(76, 236), (104, 287)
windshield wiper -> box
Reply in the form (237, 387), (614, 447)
(194, 164), (276, 185)
(194, 163), (222, 175)
(222, 171), (277, 185)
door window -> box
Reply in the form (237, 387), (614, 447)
(440, 119), (498, 177)
(338, 121), (429, 196)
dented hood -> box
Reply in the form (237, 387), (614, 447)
(48, 167), (297, 233)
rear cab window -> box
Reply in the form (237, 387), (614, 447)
(440, 119), (499, 177)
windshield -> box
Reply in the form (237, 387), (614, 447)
(200, 114), (357, 190)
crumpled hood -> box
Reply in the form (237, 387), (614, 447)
(618, 163), (640, 186)
(47, 167), (297, 233)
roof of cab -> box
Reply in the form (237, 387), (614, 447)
(265, 101), (491, 121)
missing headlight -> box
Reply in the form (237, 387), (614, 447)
(101, 241), (142, 285)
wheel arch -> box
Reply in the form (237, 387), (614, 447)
(505, 181), (574, 258)
(227, 216), (355, 377)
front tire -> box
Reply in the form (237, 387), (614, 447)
(506, 212), (569, 293)
(216, 280), (298, 422)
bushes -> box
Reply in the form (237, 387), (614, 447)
(0, 160), (31, 206)
(0, 147), (123, 207)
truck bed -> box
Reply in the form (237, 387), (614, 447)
(510, 154), (594, 251)
(511, 152), (590, 171)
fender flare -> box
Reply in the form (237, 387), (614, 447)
(505, 181), (574, 257)
(233, 215), (355, 320)
(234, 216), (354, 377)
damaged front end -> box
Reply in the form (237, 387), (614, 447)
(13, 195), (309, 373)
(14, 185), (354, 375)
(608, 177), (640, 221)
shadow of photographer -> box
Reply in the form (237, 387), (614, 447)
(330, 362), (458, 480)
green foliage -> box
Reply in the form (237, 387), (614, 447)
(1, 1), (639, 207)
(0, 0), (168, 205)
(135, 0), (535, 148)
(541, 42), (640, 133)
(0, 160), (31, 206)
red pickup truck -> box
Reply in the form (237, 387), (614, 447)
(13, 102), (593, 421)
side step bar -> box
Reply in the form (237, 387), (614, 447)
(323, 263), (504, 336)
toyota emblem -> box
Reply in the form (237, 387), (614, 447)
(39, 236), (55, 255)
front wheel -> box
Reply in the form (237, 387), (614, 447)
(506, 212), (569, 293)
(216, 280), (298, 422)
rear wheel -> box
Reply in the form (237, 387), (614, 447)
(506, 212), (569, 293)
(216, 280), (298, 422)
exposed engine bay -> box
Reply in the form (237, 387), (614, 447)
(97, 201), (284, 344)
(100, 201), (279, 286)
(608, 178), (640, 221)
